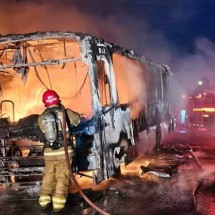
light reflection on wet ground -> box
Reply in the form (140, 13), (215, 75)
(0, 155), (195, 215)
(1, 129), (215, 215)
(193, 168), (215, 215)
(0, 176), (195, 215)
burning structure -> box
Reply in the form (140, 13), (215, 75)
(0, 31), (173, 185)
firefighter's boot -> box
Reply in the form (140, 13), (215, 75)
(52, 195), (66, 212)
(39, 194), (52, 210)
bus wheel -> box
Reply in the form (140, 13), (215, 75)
(111, 146), (125, 177)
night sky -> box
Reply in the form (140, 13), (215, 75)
(133, 3), (215, 55)
(126, 0), (215, 51)
(0, 0), (215, 106)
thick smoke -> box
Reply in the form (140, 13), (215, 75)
(0, 0), (214, 114)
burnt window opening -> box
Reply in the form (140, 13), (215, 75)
(96, 60), (111, 106)
(0, 37), (92, 121)
(146, 64), (157, 101)
(12, 42), (29, 76)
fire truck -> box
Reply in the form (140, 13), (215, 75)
(186, 90), (215, 130)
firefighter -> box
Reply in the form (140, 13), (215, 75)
(38, 89), (80, 213)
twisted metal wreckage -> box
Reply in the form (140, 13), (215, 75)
(0, 31), (174, 186)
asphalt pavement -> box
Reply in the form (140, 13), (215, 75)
(1, 128), (215, 215)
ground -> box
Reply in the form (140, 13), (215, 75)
(1, 128), (215, 215)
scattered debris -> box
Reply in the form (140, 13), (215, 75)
(139, 166), (171, 178)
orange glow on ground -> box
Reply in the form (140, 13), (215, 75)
(69, 155), (160, 193)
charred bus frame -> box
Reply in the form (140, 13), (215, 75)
(0, 32), (173, 185)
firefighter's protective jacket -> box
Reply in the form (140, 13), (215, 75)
(38, 104), (80, 212)
(38, 105), (80, 160)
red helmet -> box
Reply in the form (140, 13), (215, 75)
(42, 90), (60, 107)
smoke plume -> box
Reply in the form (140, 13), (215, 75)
(0, 0), (214, 114)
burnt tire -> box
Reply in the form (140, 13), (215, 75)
(105, 146), (122, 178)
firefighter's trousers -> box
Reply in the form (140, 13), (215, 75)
(39, 159), (71, 211)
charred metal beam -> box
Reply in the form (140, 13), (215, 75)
(0, 100), (15, 122)
(0, 57), (82, 70)
(8, 126), (44, 141)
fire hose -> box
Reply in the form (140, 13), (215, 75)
(61, 105), (111, 215)
(180, 141), (203, 212)
(180, 141), (202, 170)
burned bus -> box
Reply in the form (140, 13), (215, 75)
(0, 31), (173, 184)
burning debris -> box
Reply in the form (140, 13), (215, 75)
(140, 166), (171, 178)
